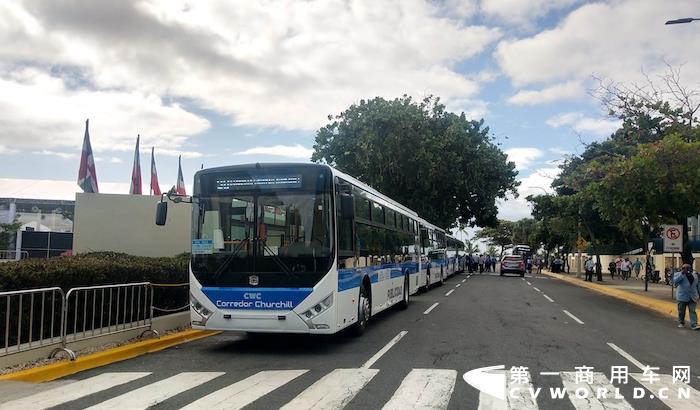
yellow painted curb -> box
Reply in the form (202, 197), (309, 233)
(0, 329), (220, 383)
(543, 271), (677, 318)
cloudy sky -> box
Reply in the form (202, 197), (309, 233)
(1, 0), (699, 223)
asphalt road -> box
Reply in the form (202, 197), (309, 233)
(3, 270), (700, 410)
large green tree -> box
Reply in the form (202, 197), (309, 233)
(312, 95), (519, 229)
(474, 220), (514, 257)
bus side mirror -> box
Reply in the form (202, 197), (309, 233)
(155, 201), (168, 226)
(340, 194), (354, 220)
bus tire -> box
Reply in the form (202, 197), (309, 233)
(352, 284), (370, 337)
(438, 267), (444, 285)
(399, 274), (409, 310)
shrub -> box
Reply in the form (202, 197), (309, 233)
(0, 252), (188, 292)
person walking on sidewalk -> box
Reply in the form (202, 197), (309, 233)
(673, 264), (700, 330)
(620, 258), (632, 280)
(608, 261), (616, 280)
(633, 258), (642, 279)
(584, 257), (595, 282)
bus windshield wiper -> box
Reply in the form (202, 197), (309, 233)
(259, 240), (298, 278)
(211, 238), (249, 281)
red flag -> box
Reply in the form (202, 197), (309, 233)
(176, 155), (186, 195)
(77, 119), (99, 193)
(150, 147), (161, 196)
(129, 135), (142, 195)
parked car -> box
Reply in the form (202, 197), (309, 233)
(500, 255), (525, 277)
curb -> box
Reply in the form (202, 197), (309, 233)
(0, 329), (220, 383)
(542, 271), (677, 319)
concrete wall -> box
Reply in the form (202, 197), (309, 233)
(73, 193), (191, 257)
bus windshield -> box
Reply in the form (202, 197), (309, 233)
(191, 190), (333, 288)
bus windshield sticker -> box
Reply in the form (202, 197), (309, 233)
(215, 176), (302, 191)
(192, 239), (214, 255)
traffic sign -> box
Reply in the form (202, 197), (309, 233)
(662, 224), (683, 252)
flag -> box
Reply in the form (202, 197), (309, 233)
(77, 119), (99, 193)
(129, 135), (142, 195)
(150, 147), (161, 196)
(176, 155), (186, 195)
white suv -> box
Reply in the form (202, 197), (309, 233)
(500, 255), (525, 277)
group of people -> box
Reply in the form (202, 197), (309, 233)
(606, 257), (643, 280)
(466, 254), (498, 273)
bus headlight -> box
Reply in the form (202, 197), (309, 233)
(301, 293), (333, 326)
(190, 293), (213, 325)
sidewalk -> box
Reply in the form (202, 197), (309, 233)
(542, 270), (678, 319)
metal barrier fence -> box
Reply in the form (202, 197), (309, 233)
(63, 282), (154, 346)
(0, 287), (65, 357)
(0, 250), (29, 262)
(0, 282), (189, 361)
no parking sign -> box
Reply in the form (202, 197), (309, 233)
(662, 224), (683, 252)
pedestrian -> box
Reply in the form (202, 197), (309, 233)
(621, 258), (632, 280)
(673, 264), (700, 330)
(479, 254), (484, 273)
(537, 258), (543, 274)
(526, 257), (532, 274)
(633, 258), (642, 279)
(584, 257), (594, 281)
(615, 257), (622, 279)
(596, 259), (603, 281)
(608, 261), (616, 280)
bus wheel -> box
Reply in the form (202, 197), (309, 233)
(399, 275), (409, 310)
(438, 267), (444, 285)
(352, 285), (370, 337)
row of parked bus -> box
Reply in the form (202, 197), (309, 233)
(158, 163), (467, 336)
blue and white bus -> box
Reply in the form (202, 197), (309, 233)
(156, 163), (463, 335)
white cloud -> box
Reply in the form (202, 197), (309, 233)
(481, 0), (578, 26)
(444, 98), (489, 120)
(0, 145), (18, 155)
(32, 150), (78, 159)
(495, 0), (700, 87)
(547, 111), (620, 137)
(507, 81), (583, 105)
(0, 69), (210, 153)
(0, 0), (502, 139)
(504, 147), (543, 171)
(497, 167), (560, 221)
(234, 144), (313, 159)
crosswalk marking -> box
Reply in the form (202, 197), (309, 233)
(561, 371), (634, 409)
(382, 369), (457, 410)
(86, 372), (224, 410)
(280, 368), (378, 410)
(631, 373), (700, 410)
(476, 370), (538, 410)
(181, 370), (308, 410)
(0, 372), (150, 410)
(5, 367), (700, 410)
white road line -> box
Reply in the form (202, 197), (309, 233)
(539, 372), (560, 376)
(562, 310), (584, 324)
(0, 372), (151, 410)
(631, 373), (700, 409)
(476, 369), (538, 410)
(526, 281), (532, 286)
(542, 294), (554, 303)
(87, 372), (224, 410)
(182, 370), (308, 410)
(445, 289), (455, 296)
(456, 284), (461, 288)
(462, 279), (466, 283)
(533, 287), (541, 292)
(383, 369), (457, 410)
(281, 368), (378, 410)
(607, 343), (645, 371)
(362, 330), (408, 369)
(423, 303), (439, 315)
(561, 371), (634, 409)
